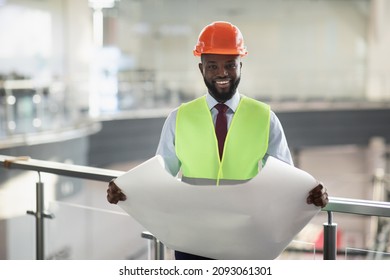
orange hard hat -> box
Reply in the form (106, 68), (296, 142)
(193, 21), (248, 57)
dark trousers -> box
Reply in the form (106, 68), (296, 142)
(174, 250), (214, 260)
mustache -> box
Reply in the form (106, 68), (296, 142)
(204, 77), (241, 102)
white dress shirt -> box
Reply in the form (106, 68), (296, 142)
(156, 92), (294, 176)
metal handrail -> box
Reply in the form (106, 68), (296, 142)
(0, 155), (124, 182)
(1, 154), (390, 260)
(323, 197), (390, 217)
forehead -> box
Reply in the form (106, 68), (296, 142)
(201, 54), (240, 64)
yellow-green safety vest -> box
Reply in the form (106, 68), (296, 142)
(175, 95), (270, 183)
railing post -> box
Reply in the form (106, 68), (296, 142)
(141, 231), (165, 260)
(154, 239), (165, 260)
(26, 172), (53, 260)
(35, 179), (45, 260)
(323, 211), (337, 260)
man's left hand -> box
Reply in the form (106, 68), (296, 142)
(307, 183), (329, 208)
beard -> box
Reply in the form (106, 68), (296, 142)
(203, 76), (241, 103)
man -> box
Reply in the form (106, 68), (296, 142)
(107, 21), (329, 260)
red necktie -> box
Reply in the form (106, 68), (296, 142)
(215, 103), (228, 160)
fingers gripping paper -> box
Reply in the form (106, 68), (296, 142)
(115, 156), (320, 260)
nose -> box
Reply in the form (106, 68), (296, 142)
(217, 66), (228, 77)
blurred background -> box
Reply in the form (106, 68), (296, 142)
(0, 0), (389, 260)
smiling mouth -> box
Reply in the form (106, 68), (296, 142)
(215, 80), (230, 87)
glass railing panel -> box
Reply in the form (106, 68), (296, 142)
(345, 248), (390, 260)
(46, 200), (148, 260)
(277, 240), (316, 260)
(0, 215), (35, 260)
(43, 175), (149, 260)
(342, 215), (390, 260)
(276, 216), (326, 260)
(0, 169), (37, 260)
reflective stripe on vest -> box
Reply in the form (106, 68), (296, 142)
(175, 95), (270, 182)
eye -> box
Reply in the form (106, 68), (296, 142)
(226, 63), (237, 69)
(207, 64), (218, 70)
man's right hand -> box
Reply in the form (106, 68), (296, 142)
(107, 180), (127, 204)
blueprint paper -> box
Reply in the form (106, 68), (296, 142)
(116, 155), (320, 260)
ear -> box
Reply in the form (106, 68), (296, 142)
(198, 62), (203, 74)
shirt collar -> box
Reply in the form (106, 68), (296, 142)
(206, 91), (241, 112)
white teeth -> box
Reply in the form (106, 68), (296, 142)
(216, 80), (229, 85)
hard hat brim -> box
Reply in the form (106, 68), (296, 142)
(193, 49), (248, 57)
